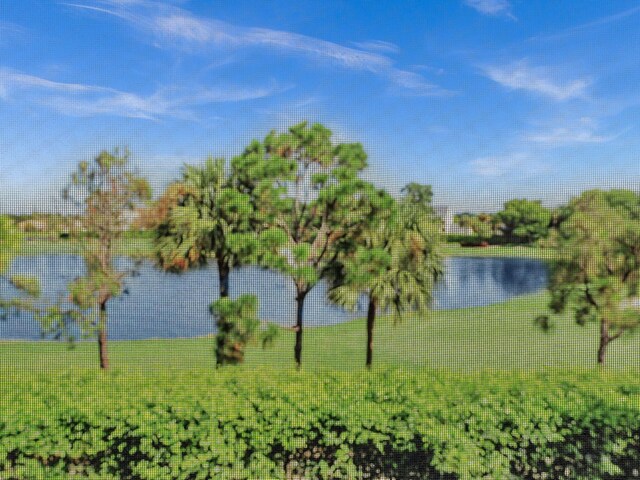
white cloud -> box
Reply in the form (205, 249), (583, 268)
(351, 40), (400, 54)
(526, 128), (614, 145)
(0, 68), (114, 94)
(0, 20), (25, 36)
(389, 70), (453, 97)
(411, 64), (445, 76)
(153, 14), (217, 43)
(483, 61), (590, 100)
(66, 2), (451, 97)
(525, 117), (620, 145)
(464, 0), (516, 19)
(469, 152), (548, 177)
(529, 5), (640, 42)
(0, 67), (284, 120)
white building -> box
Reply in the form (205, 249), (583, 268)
(433, 206), (472, 235)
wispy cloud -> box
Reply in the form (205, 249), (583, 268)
(483, 61), (590, 101)
(526, 128), (614, 145)
(0, 67), (285, 119)
(469, 152), (548, 177)
(464, 0), (516, 20)
(0, 20), (25, 34)
(525, 117), (620, 145)
(66, 1), (451, 97)
(529, 5), (640, 42)
(389, 70), (452, 97)
(0, 20), (28, 45)
(0, 68), (114, 96)
(411, 64), (445, 76)
(351, 40), (400, 54)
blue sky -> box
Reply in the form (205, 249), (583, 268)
(1, 0), (639, 214)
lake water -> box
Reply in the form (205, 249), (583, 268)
(0, 255), (548, 340)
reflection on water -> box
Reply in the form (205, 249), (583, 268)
(0, 255), (548, 340)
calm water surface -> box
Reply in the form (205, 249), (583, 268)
(0, 255), (548, 340)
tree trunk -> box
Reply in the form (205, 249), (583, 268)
(218, 260), (230, 298)
(98, 301), (109, 370)
(294, 287), (307, 370)
(597, 319), (610, 365)
(366, 297), (377, 369)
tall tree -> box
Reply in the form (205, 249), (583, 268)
(155, 158), (257, 298)
(329, 185), (443, 367)
(63, 149), (151, 369)
(542, 189), (640, 364)
(495, 199), (552, 243)
(254, 121), (387, 368)
(154, 156), (282, 366)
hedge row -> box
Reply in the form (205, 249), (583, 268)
(2, 368), (640, 479)
(445, 234), (518, 247)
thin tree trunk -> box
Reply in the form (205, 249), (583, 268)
(294, 287), (307, 370)
(218, 260), (230, 298)
(98, 301), (109, 370)
(597, 319), (609, 365)
(366, 297), (377, 369)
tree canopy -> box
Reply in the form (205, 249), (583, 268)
(250, 121), (391, 367)
(60, 149), (152, 369)
(495, 199), (552, 244)
(329, 184), (443, 367)
(542, 189), (640, 364)
(155, 158), (259, 298)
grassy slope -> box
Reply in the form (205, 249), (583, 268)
(441, 243), (557, 260)
(23, 237), (555, 260)
(18, 237), (155, 257)
(3, 292), (640, 373)
(7, 239), (638, 373)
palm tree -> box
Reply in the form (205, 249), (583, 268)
(155, 157), (281, 366)
(155, 158), (255, 298)
(329, 190), (443, 368)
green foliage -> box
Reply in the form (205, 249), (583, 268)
(0, 217), (43, 319)
(156, 158), (245, 273)
(3, 369), (640, 479)
(0, 215), (20, 273)
(154, 156), (272, 301)
(250, 121), (392, 366)
(453, 212), (494, 238)
(331, 187), (442, 317)
(210, 295), (276, 366)
(327, 185), (442, 367)
(9, 275), (40, 298)
(59, 149), (151, 368)
(400, 182), (433, 209)
(495, 199), (552, 244)
(544, 189), (640, 363)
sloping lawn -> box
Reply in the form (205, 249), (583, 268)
(3, 292), (639, 372)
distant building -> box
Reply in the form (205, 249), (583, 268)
(17, 220), (47, 233)
(433, 206), (472, 235)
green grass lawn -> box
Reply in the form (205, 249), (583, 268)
(18, 236), (155, 257)
(6, 240), (635, 374)
(3, 291), (639, 373)
(441, 242), (557, 260)
(21, 236), (556, 261)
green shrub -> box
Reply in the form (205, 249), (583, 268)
(211, 295), (260, 366)
(2, 369), (640, 479)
